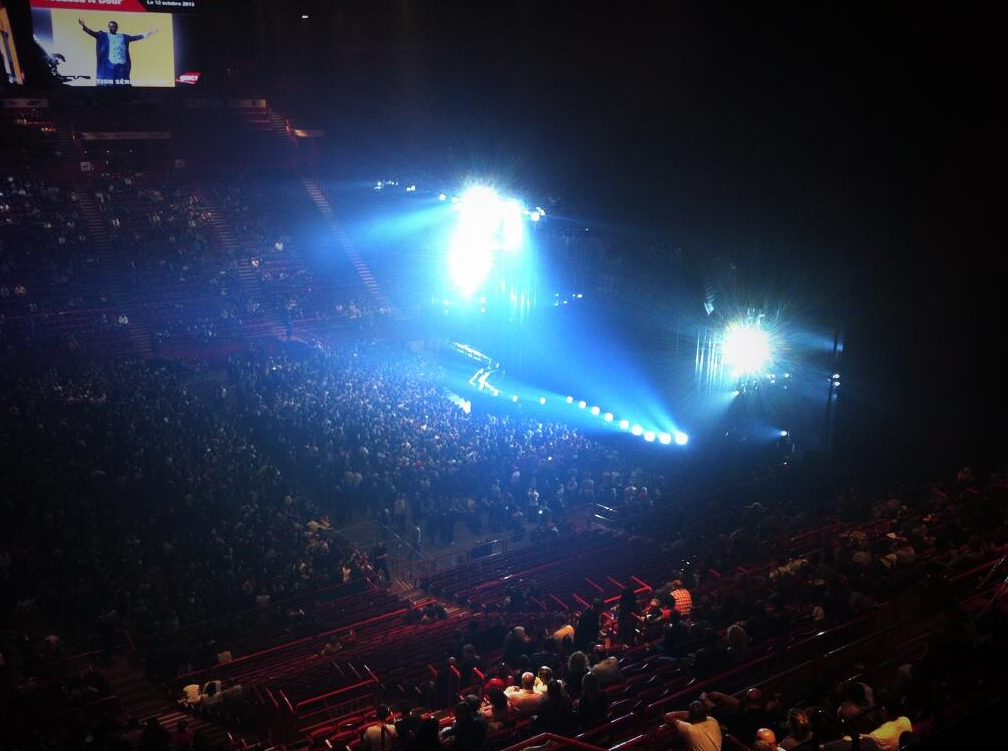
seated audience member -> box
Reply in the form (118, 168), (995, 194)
(703, 688), (774, 744)
(459, 643), (482, 687)
(530, 636), (561, 673)
(503, 626), (532, 667)
(480, 688), (516, 735)
(566, 651), (590, 699)
(441, 700), (486, 751)
(396, 702), (424, 746)
(533, 665), (553, 693)
(753, 727), (778, 751)
(483, 663), (511, 697)
(362, 704), (398, 751)
(200, 680), (222, 706)
(504, 671), (543, 715)
(664, 700), (722, 751)
(220, 677), (243, 700)
(589, 648), (621, 685)
(663, 610), (692, 653)
(867, 698), (913, 751)
(533, 679), (575, 734)
(692, 628), (730, 677)
(180, 683), (201, 705)
(780, 708), (813, 750)
(407, 717), (443, 751)
(576, 672), (609, 729)
(725, 623), (750, 661)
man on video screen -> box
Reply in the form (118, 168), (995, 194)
(78, 18), (157, 87)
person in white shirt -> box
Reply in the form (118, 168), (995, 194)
(200, 680), (222, 706)
(665, 701), (722, 751)
(504, 672), (543, 715)
(361, 705), (398, 751)
(180, 683), (201, 705)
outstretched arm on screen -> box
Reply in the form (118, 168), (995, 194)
(78, 18), (98, 38)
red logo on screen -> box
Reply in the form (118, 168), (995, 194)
(176, 72), (200, 84)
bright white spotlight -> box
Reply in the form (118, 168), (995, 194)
(539, 397), (546, 405)
(631, 424), (643, 436)
(590, 406), (600, 416)
(529, 212), (540, 222)
(511, 395), (519, 403)
(780, 430), (789, 437)
(644, 431), (656, 442)
(732, 390), (741, 397)
(619, 419), (630, 430)
(447, 187), (524, 296)
(658, 432), (672, 445)
(674, 431), (689, 445)
(723, 322), (772, 376)
(603, 412), (613, 422)
(578, 400), (587, 409)
(566, 396), (574, 404)
(439, 193), (447, 201)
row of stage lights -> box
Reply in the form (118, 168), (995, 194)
(481, 389), (688, 447)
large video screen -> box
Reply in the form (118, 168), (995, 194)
(1, 0), (24, 85)
(30, 0), (204, 87)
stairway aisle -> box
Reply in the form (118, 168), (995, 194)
(194, 186), (286, 340)
(102, 654), (233, 747)
(75, 186), (153, 358)
(299, 176), (394, 311)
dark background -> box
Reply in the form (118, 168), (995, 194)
(4, 1), (1003, 475)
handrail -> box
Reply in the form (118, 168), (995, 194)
(295, 678), (378, 711)
(498, 732), (607, 751)
(609, 735), (649, 751)
(629, 576), (651, 593)
(263, 686), (280, 711)
(174, 603), (414, 683)
(280, 689), (294, 713)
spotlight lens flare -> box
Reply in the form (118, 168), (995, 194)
(631, 424), (643, 436)
(566, 396), (574, 404)
(658, 433), (672, 445)
(644, 431), (656, 442)
(539, 397), (546, 405)
(619, 419), (630, 430)
(578, 400), (587, 409)
(447, 186), (525, 296)
(674, 431), (689, 445)
(723, 322), (772, 376)
(511, 395), (518, 403)
(590, 406), (600, 416)
(603, 412), (613, 422)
